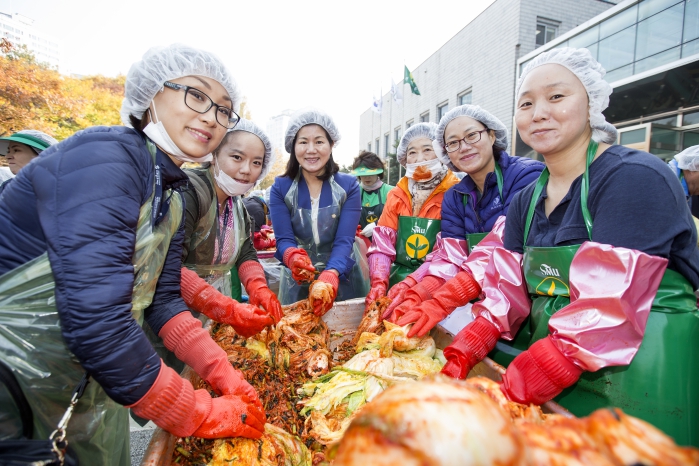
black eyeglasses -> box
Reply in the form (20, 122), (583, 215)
(163, 81), (240, 129)
(444, 129), (489, 153)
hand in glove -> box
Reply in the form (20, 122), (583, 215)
(500, 336), (583, 406)
(239, 261), (283, 323)
(382, 276), (418, 319)
(159, 312), (262, 406)
(365, 253), (391, 310)
(128, 362), (266, 439)
(309, 270), (339, 316)
(181, 267), (274, 337)
(441, 316), (501, 379)
(283, 247), (316, 284)
(395, 271), (481, 338)
(388, 275), (445, 326)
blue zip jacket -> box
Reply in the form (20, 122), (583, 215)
(0, 126), (189, 405)
(441, 153), (545, 238)
(270, 172), (361, 278)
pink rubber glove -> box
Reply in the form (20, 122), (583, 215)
(365, 253), (391, 310)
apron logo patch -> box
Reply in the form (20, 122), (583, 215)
(539, 263), (560, 277)
(405, 234), (430, 260)
(411, 225), (427, 234)
(366, 214), (378, 223)
(535, 277), (570, 297)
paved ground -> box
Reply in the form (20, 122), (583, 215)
(129, 412), (155, 465)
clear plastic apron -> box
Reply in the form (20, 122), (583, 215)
(0, 140), (183, 465)
(278, 173), (369, 305)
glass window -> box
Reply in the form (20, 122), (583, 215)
(536, 22), (558, 47)
(420, 112), (430, 123)
(683, 110), (699, 125)
(367, 143), (371, 152)
(437, 103), (449, 120)
(598, 26), (636, 71)
(682, 37), (699, 56)
(651, 115), (680, 126)
(605, 63), (634, 83)
(684, 0), (699, 42)
(600, 5), (638, 39)
(683, 130), (699, 147)
(406, 119), (414, 128)
(569, 25), (599, 48)
(634, 46), (681, 73)
(459, 91), (472, 105)
(394, 127), (401, 145)
(620, 128), (647, 145)
(635, 3), (683, 60)
(639, 0), (683, 21)
(586, 42), (599, 60)
(384, 134), (389, 156)
(375, 138), (379, 154)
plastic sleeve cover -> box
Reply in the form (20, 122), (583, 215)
(368, 252), (392, 283)
(548, 241), (668, 372)
(471, 246), (530, 340)
(406, 260), (431, 282)
(460, 215), (507, 286)
(367, 225), (397, 261)
(425, 234), (469, 281)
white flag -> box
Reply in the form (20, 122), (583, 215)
(371, 94), (383, 114)
(391, 79), (403, 105)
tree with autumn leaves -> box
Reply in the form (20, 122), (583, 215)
(0, 38), (124, 140)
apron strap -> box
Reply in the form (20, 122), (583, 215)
(524, 140), (597, 244)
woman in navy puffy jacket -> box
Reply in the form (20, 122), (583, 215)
(0, 44), (264, 465)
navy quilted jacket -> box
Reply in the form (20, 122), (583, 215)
(0, 126), (189, 405)
(441, 153), (545, 238)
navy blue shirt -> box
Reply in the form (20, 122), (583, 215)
(504, 145), (699, 289)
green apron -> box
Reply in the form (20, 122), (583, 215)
(389, 215), (442, 287)
(0, 140), (183, 464)
(489, 141), (699, 447)
(278, 173), (370, 305)
(464, 162), (504, 253)
(359, 184), (390, 229)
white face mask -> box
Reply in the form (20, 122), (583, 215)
(142, 100), (213, 163)
(213, 157), (254, 197)
(405, 158), (444, 181)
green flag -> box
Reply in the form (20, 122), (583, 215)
(404, 66), (421, 96)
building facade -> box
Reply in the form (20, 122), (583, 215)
(358, 0), (616, 159)
(0, 12), (62, 71)
(266, 109), (293, 153)
(517, 0), (699, 161)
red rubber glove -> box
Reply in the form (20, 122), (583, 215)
(239, 261), (283, 323)
(181, 267), (274, 338)
(253, 231), (276, 250)
(382, 276), (418, 319)
(309, 270), (339, 316)
(389, 275), (445, 325)
(441, 316), (501, 379)
(395, 271), (481, 337)
(365, 253), (391, 310)
(283, 247), (317, 284)
(159, 312), (262, 407)
(128, 362), (266, 439)
(500, 336), (583, 405)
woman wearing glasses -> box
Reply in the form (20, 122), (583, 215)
(435, 48), (698, 446)
(178, 119), (282, 342)
(365, 123), (460, 311)
(0, 44), (265, 465)
(384, 105), (543, 335)
(269, 109), (369, 316)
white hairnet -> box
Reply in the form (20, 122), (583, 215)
(284, 108), (341, 153)
(121, 44), (240, 127)
(433, 105), (509, 171)
(516, 47), (617, 144)
(223, 119), (275, 182)
(675, 145), (699, 171)
(396, 122), (437, 167)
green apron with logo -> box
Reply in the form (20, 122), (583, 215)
(389, 215), (441, 287)
(0, 140), (184, 464)
(464, 162), (504, 253)
(359, 185), (390, 229)
(278, 173), (370, 305)
(489, 141), (699, 447)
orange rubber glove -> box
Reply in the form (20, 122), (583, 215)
(389, 275), (445, 325)
(395, 271), (481, 338)
(181, 267), (274, 338)
(500, 336), (583, 406)
(383, 276), (417, 319)
(159, 312), (261, 407)
(441, 316), (501, 379)
(238, 260), (283, 323)
(283, 247), (316, 284)
(309, 270), (339, 316)
(128, 362), (266, 439)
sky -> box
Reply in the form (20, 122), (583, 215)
(3, 0), (496, 165)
